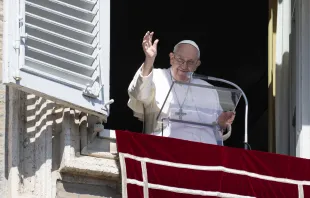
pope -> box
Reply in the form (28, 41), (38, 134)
(127, 31), (235, 145)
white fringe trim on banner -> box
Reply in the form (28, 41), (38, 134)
(119, 152), (307, 198)
(127, 178), (255, 198)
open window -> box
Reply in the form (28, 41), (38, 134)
(2, 0), (111, 121)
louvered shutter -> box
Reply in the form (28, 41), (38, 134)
(2, 0), (111, 121)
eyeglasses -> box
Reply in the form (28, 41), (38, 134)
(173, 54), (198, 68)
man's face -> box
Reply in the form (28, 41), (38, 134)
(169, 44), (201, 82)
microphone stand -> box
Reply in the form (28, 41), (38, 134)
(192, 73), (249, 150)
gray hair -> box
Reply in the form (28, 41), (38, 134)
(173, 40), (200, 58)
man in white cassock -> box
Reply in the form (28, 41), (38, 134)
(128, 31), (235, 145)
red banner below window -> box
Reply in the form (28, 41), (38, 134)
(116, 130), (310, 198)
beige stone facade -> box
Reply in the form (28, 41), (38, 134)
(1, 0), (7, 195)
(0, 1), (121, 197)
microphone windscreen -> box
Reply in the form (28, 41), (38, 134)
(187, 72), (194, 79)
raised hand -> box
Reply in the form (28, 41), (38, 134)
(142, 31), (159, 60)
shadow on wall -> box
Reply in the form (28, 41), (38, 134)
(5, 88), (121, 197)
(6, 90), (63, 181)
(5, 89), (74, 193)
(275, 51), (295, 156)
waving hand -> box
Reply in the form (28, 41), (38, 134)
(142, 31), (159, 60)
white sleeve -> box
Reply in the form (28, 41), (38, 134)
(127, 65), (156, 117)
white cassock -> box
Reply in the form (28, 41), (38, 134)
(128, 66), (224, 145)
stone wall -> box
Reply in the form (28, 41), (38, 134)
(0, 0), (121, 197)
(1, 89), (120, 198)
(0, 0), (7, 195)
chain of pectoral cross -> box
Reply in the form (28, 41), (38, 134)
(173, 86), (190, 120)
(169, 70), (212, 125)
(169, 69), (192, 120)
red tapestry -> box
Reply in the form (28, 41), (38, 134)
(116, 130), (310, 198)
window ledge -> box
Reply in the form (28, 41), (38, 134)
(60, 154), (120, 181)
(81, 136), (118, 159)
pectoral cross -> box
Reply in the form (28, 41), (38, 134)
(175, 108), (186, 120)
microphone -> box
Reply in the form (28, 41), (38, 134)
(187, 72), (194, 79)
(192, 73), (249, 150)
